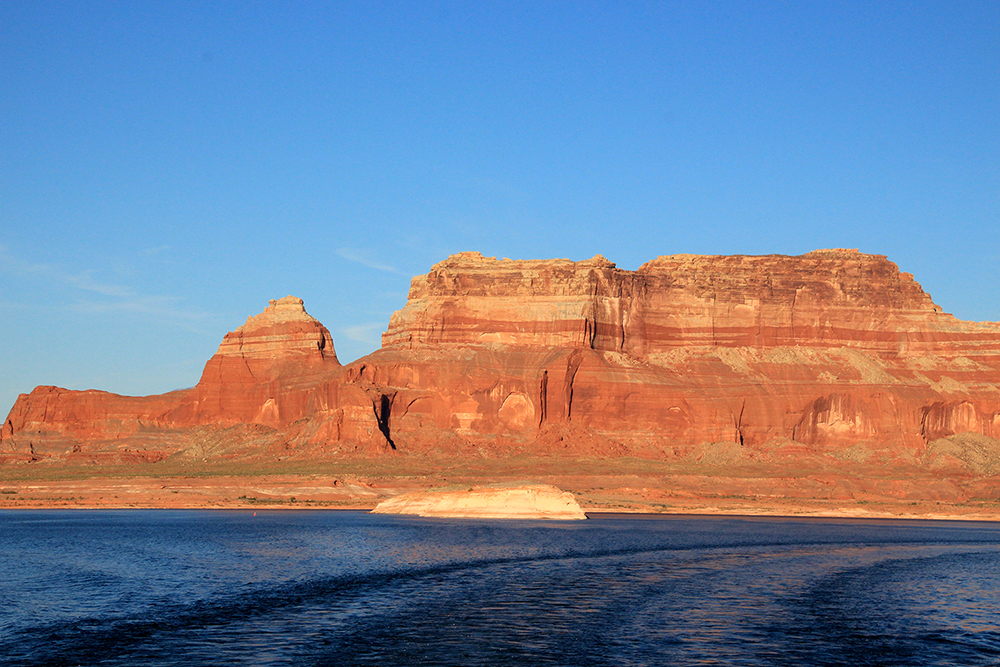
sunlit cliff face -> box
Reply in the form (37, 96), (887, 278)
(4, 251), (1000, 475)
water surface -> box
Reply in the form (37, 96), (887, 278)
(2, 510), (998, 666)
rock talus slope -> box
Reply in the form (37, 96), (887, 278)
(4, 251), (1000, 479)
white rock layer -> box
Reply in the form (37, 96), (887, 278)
(371, 484), (587, 520)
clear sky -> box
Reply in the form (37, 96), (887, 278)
(2, 1), (998, 416)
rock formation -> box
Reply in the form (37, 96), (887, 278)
(169, 296), (339, 427)
(371, 484), (587, 519)
(4, 251), (1000, 480)
(369, 250), (1000, 455)
(3, 296), (376, 457)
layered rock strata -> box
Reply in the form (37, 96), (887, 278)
(170, 296), (339, 427)
(4, 251), (1000, 478)
(3, 297), (387, 456)
(373, 250), (1000, 453)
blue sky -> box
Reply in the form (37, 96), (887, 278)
(2, 1), (998, 415)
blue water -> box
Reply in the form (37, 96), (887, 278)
(1, 511), (999, 666)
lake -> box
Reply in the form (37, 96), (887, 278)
(1, 510), (998, 666)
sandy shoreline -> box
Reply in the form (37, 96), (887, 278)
(3, 474), (1000, 522)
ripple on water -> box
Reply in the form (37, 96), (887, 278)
(1, 512), (999, 666)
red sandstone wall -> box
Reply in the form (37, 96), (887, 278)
(4, 252), (1000, 461)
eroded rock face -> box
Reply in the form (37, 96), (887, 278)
(371, 250), (1000, 455)
(382, 252), (628, 350)
(384, 249), (968, 355)
(2, 296), (378, 456)
(4, 252), (1000, 475)
(170, 296), (340, 427)
(1, 387), (189, 452)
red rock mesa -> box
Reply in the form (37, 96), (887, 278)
(4, 251), (1000, 471)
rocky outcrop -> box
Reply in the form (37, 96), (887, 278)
(0, 387), (188, 451)
(4, 252), (1000, 478)
(382, 249), (971, 355)
(369, 250), (1000, 455)
(371, 484), (587, 519)
(169, 296), (340, 427)
(382, 252), (629, 350)
(2, 296), (388, 456)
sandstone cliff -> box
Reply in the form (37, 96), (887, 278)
(3, 296), (378, 458)
(372, 250), (1000, 454)
(169, 296), (339, 427)
(4, 252), (1000, 482)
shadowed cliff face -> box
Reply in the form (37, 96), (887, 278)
(4, 251), (1000, 481)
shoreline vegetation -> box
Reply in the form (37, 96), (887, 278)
(3, 457), (999, 521)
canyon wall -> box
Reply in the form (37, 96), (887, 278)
(372, 250), (1000, 453)
(4, 251), (1000, 470)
